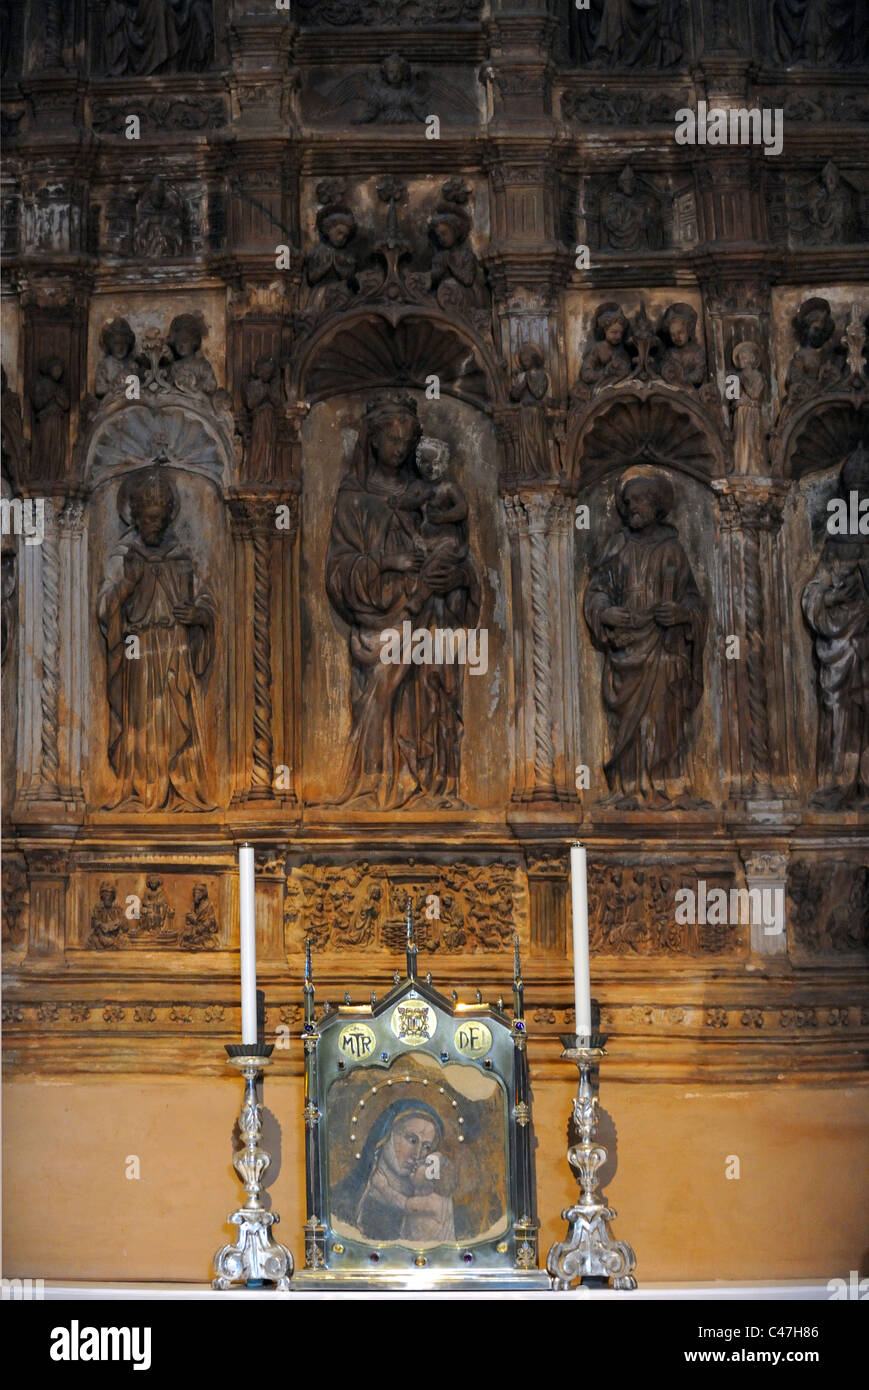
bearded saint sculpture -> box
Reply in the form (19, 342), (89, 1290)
(98, 466), (216, 811)
(584, 467), (708, 810)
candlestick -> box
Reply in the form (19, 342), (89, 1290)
(212, 1045), (293, 1290)
(547, 1040), (637, 1290)
(239, 843), (256, 1046)
(570, 842), (592, 1039)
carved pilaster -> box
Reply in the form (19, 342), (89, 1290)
(22, 845), (69, 967)
(56, 496), (86, 809)
(740, 849), (789, 961)
(227, 10), (296, 131)
(503, 488), (579, 808)
(714, 479), (793, 807)
(14, 493), (87, 819)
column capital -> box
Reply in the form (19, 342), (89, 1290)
(712, 477), (788, 532)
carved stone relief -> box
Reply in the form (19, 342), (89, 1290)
(571, 299), (712, 401)
(598, 164), (663, 252)
(30, 356), (70, 480)
(588, 865), (743, 954)
(85, 874), (223, 951)
(302, 52), (478, 127)
(789, 860), (869, 955)
(784, 162), (863, 247)
(784, 297), (848, 402)
(285, 861), (525, 955)
(295, 0), (482, 24)
(133, 177), (191, 259)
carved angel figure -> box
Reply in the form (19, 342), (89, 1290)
(577, 302), (633, 390)
(166, 313), (217, 395)
(95, 318), (138, 399)
(785, 297), (842, 400)
(659, 303), (705, 388)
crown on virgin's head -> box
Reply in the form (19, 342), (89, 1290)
(365, 390), (418, 418)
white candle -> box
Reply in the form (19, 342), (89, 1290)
(239, 844), (257, 1046)
(570, 842), (592, 1039)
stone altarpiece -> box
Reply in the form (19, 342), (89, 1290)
(1, 0), (867, 1275)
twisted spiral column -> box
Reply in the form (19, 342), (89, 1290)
(38, 500), (61, 797)
(741, 522), (772, 792)
(528, 513), (557, 794)
(249, 515), (274, 796)
(504, 490), (558, 800)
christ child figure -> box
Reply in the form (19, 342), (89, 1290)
(408, 1149), (458, 1242)
(138, 873), (174, 938)
(405, 438), (472, 617)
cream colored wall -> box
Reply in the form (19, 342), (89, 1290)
(3, 1074), (866, 1282)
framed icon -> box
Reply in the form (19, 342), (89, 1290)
(296, 933), (547, 1288)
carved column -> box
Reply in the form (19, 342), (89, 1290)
(15, 495), (60, 808)
(713, 479), (794, 808)
(502, 487), (579, 807)
(56, 495), (86, 810)
(228, 489), (299, 813)
(14, 492), (87, 818)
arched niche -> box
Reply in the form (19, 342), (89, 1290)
(82, 398), (234, 494)
(292, 306), (503, 411)
(84, 460), (231, 817)
(297, 386), (511, 812)
(569, 385), (725, 490)
(571, 396), (727, 810)
(773, 393), (869, 480)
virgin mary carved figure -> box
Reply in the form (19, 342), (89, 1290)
(98, 466), (216, 811)
(325, 393), (480, 810)
(584, 467), (708, 809)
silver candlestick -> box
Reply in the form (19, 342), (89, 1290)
(213, 1045), (294, 1290)
(546, 1038), (637, 1291)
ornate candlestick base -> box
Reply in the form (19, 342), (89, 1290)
(546, 1039), (637, 1291)
(213, 1045), (294, 1290)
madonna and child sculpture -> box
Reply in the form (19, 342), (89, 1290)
(326, 393), (481, 811)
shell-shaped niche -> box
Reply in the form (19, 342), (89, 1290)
(302, 313), (492, 407)
(785, 399), (869, 480)
(577, 392), (720, 486)
(86, 403), (229, 491)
